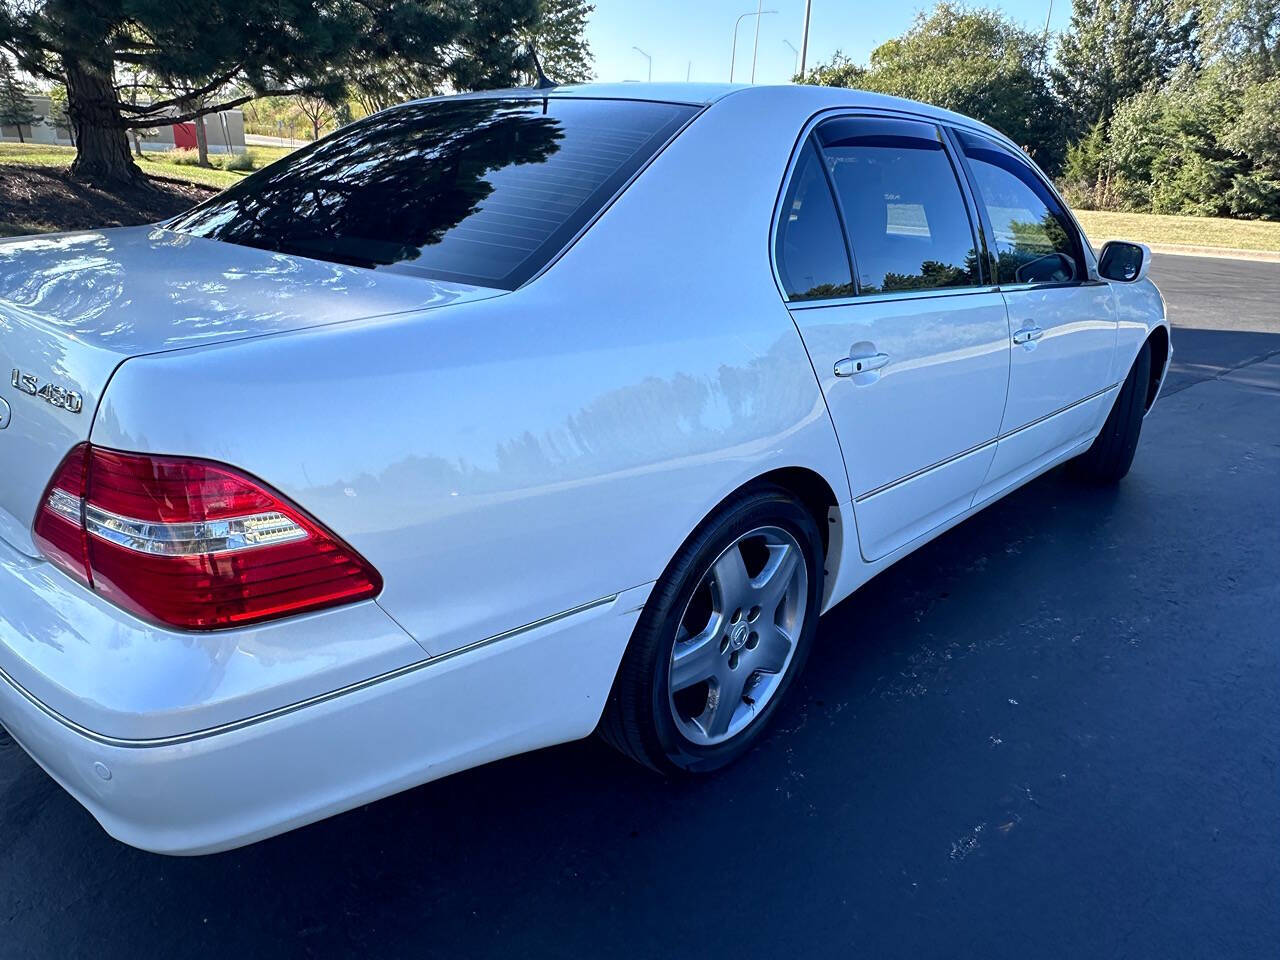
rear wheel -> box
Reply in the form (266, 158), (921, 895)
(599, 486), (823, 774)
(1072, 340), (1153, 484)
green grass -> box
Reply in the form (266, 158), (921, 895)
(0, 218), (58, 237)
(1076, 209), (1280, 254)
(0, 142), (295, 190)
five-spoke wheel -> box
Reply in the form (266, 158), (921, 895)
(668, 526), (807, 745)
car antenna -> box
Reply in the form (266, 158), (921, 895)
(527, 44), (557, 93)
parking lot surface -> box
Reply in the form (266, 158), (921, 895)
(2, 255), (1278, 958)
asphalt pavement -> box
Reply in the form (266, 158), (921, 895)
(2, 254), (1278, 958)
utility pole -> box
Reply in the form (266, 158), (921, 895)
(730, 8), (777, 82)
(687, 61), (692, 82)
(632, 46), (652, 82)
(799, 0), (813, 78)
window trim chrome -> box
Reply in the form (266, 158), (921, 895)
(788, 283), (1003, 311)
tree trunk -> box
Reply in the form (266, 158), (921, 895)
(15, 127), (23, 144)
(194, 113), (210, 167)
(64, 54), (143, 188)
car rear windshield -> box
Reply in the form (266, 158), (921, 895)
(168, 97), (697, 289)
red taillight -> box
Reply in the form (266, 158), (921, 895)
(33, 444), (381, 630)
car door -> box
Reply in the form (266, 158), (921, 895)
(951, 129), (1120, 503)
(776, 115), (1011, 562)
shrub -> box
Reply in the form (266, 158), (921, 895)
(165, 147), (202, 166)
(219, 151), (254, 172)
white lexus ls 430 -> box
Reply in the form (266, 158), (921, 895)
(0, 83), (1169, 854)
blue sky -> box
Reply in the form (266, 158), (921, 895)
(585, 0), (1071, 85)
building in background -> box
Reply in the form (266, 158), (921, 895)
(0, 93), (245, 153)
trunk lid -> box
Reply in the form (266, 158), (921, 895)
(0, 226), (500, 556)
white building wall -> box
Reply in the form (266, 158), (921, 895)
(1, 93), (245, 153)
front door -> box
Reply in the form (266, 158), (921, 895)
(775, 116), (1011, 561)
(952, 129), (1120, 501)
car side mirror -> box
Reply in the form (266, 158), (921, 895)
(1098, 241), (1151, 283)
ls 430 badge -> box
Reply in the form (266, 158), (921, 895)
(11, 368), (83, 414)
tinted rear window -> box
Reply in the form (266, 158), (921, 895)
(168, 98), (697, 289)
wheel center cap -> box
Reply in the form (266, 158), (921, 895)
(729, 622), (749, 652)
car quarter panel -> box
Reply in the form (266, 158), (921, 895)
(92, 88), (851, 660)
(0, 533), (426, 740)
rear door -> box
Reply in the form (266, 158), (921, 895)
(951, 129), (1119, 502)
(777, 115), (1011, 561)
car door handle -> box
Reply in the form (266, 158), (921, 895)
(834, 352), (890, 377)
(1012, 325), (1044, 345)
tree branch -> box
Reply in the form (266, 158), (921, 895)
(120, 89), (311, 128)
(118, 67), (245, 115)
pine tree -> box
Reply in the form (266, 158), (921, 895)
(0, 0), (541, 187)
(1053, 0), (1197, 138)
(0, 53), (39, 143)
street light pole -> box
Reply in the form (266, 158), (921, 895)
(798, 0), (813, 78)
(632, 46), (652, 82)
(730, 9), (777, 82)
(750, 0), (764, 83)
(783, 39), (799, 79)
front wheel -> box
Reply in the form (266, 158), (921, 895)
(599, 485), (824, 774)
(1072, 340), (1153, 485)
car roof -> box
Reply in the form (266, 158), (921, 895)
(433, 82), (1012, 146)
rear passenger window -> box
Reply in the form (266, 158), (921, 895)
(775, 141), (855, 302)
(817, 117), (980, 295)
(957, 130), (1082, 285)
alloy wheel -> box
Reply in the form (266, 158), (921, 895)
(667, 525), (808, 746)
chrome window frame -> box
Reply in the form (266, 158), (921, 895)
(769, 106), (1002, 311)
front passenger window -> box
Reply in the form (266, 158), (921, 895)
(957, 130), (1082, 286)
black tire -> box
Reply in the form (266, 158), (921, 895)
(1072, 340), (1153, 484)
(599, 484), (824, 775)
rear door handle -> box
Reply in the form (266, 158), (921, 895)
(834, 352), (890, 377)
(1012, 325), (1044, 345)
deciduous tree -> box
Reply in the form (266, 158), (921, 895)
(801, 4), (1065, 170)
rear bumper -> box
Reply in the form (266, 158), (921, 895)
(0, 575), (646, 855)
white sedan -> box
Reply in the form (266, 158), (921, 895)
(0, 83), (1169, 854)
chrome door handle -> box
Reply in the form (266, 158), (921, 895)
(834, 352), (890, 377)
(1012, 325), (1044, 345)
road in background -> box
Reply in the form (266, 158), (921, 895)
(2, 255), (1277, 958)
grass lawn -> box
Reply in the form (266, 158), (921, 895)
(0, 142), (294, 191)
(1075, 209), (1280, 254)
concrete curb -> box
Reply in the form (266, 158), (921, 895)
(1093, 238), (1280, 264)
